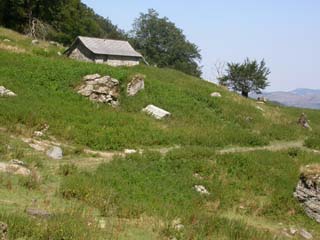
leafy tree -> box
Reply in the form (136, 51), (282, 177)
(131, 9), (202, 77)
(0, 0), (125, 44)
(219, 58), (270, 97)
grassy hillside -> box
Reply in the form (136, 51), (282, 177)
(1, 27), (320, 239)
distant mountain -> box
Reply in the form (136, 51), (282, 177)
(251, 89), (320, 109)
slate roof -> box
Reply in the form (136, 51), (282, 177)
(77, 36), (142, 58)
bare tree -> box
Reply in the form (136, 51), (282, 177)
(213, 60), (226, 82)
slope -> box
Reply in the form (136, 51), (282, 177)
(1, 27), (320, 239)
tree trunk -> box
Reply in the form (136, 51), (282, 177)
(241, 91), (249, 98)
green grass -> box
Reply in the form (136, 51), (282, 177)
(60, 148), (320, 239)
(1, 27), (320, 239)
(0, 49), (318, 151)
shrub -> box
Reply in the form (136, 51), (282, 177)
(304, 132), (320, 150)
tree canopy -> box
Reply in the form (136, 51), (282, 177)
(131, 9), (202, 77)
(0, 0), (126, 44)
(219, 58), (270, 97)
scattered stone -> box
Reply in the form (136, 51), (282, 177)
(33, 124), (49, 138)
(9, 159), (26, 166)
(245, 116), (253, 122)
(172, 218), (184, 231)
(193, 173), (204, 180)
(31, 39), (39, 45)
(257, 97), (267, 102)
(33, 131), (44, 137)
(299, 229), (313, 239)
(78, 74), (120, 107)
(3, 39), (10, 42)
(294, 164), (320, 223)
(46, 146), (63, 160)
(298, 113), (312, 130)
(0, 86), (16, 97)
(127, 74), (145, 96)
(124, 149), (137, 154)
(289, 227), (298, 235)
(26, 208), (51, 219)
(0, 222), (8, 240)
(57, 51), (62, 56)
(98, 219), (106, 229)
(49, 41), (60, 46)
(281, 229), (292, 238)
(210, 92), (222, 98)
(0, 162), (31, 176)
(142, 104), (171, 120)
(194, 185), (210, 195)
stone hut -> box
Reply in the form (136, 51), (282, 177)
(65, 36), (143, 66)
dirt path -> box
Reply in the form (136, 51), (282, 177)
(217, 140), (305, 155)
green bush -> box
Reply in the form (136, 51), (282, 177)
(304, 132), (320, 150)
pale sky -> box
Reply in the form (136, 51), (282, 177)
(82, 0), (320, 91)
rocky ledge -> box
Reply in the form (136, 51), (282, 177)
(294, 164), (320, 223)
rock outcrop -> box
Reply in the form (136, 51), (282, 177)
(78, 74), (120, 107)
(127, 74), (145, 96)
(0, 86), (16, 97)
(294, 164), (320, 223)
(143, 105), (171, 119)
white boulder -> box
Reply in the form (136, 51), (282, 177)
(194, 185), (210, 195)
(0, 86), (16, 97)
(31, 39), (39, 45)
(46, 146), (63, 160)
(124, 149), (137, 154)
(143, 105), (171, 120)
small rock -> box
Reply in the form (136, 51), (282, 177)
(0, 221), (8, 240)
(31, 39), (39, 45)
(3, 39), (11, 42)
(194, 185), (210, 195)
(299, 229), (313, 239)
(0, 86), (16, 97)
(124, 149), (137, 154)
(98, 219), (106, 229)
(172, 218), (184, 231)
(26, 208), (51, 218)
(289, 227), (297, 235)
(210, 92), (222, 98)
(142, 104), (171, 120)
(46, 146), (63, 160)
(57, 51), (62, 56)
(83, 74), (101, 81)
(9, 159), (26, 166)
(33, 131), (44, 137)
(193, 173), (204, 180)
(49, 41), (59, 46)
